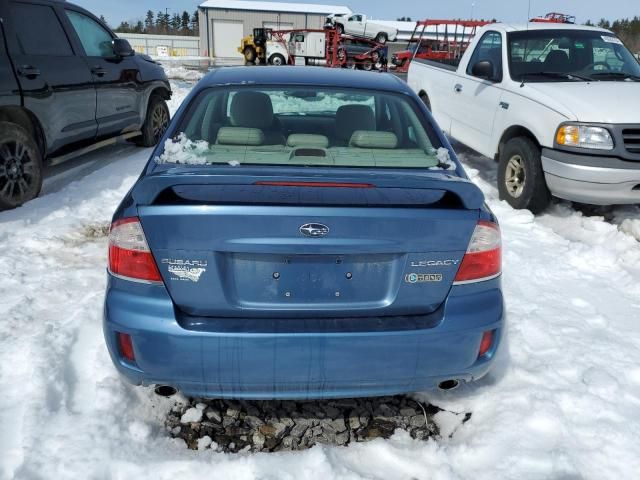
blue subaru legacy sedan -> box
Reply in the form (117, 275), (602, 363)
(104, 67), (504, 400)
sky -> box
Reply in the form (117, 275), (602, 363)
(74, 0), (639, 27)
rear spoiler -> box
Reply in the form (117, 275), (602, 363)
(132, 168), (485, 210)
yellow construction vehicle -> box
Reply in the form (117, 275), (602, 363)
(238, 28), (270, 63)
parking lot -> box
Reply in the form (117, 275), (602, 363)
(1, 67), (639, 479)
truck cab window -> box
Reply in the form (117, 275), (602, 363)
(466, 31), (503, 81)
(66, 10), (114, 58)
(10, 3), (73, 56)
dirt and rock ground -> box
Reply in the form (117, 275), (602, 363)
(166, 396), (471, 453)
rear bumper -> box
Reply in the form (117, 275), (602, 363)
(541, 148), (640, 205)
(103, 274), (504, 399)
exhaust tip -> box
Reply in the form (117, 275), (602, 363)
(154, 385), (178, 397)
(438, 379), (460, 391)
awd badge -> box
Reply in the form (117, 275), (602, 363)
(405, 273), (443, 284)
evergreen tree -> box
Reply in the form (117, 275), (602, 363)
(191, 10), (199, 34)
(144, 10), (154, 33)
(116, 21), (131, 33)
(163, 13), (171, 33)
(134, 20), (144, 33)
(156, 10), (165, 33)
(171, 13), (181, 32)
(181, 11), (191, 33)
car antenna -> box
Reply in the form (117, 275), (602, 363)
(520, 0), (532, 88)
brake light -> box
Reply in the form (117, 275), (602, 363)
(454, 221), (501, 284)
(254, 181), (374, 188)
(108, 217), (162, 282)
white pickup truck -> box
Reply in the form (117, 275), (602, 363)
(327, 13), (398, 44)
(408, 22), (640, 212)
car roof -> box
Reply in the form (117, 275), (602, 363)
(197, 67), (410, 94)
(488, 22), (611, 34)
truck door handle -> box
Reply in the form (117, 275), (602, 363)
(91, 66), (107, 77)
(454, 84), (463, 93)
(18, 65), (41, 79)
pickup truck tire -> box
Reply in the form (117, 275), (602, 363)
(419, 93), (432, 111)
(269, 54), (286, 66)
(375, 32), (388, 44)
(336, 24), (344, 34)
(498, 137), (551, 213)
(361, 59), (373, 71)
(0, 121), (43, 210)
(138, 95), (170, 147)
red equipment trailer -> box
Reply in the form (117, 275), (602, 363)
(530, 12), (576, 24)
(391, 20), (491, 73)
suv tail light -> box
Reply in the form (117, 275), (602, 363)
(108, 217), (162, 283)
(454, 221), (501, 284)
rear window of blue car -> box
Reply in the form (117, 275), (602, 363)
(156, 87), (454, 170)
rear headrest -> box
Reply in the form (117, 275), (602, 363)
(287, 134), (329, 149)
(216, 127), (264, 146)
(335, 105), (375, 141)
(230, 91), (274, 129)
(349, 130), (398, 149)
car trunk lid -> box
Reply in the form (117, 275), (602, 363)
(135, 168), (482, 318)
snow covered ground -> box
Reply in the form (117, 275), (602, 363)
(1, 79), (640, 480)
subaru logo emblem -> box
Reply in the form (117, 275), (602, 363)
(299, 223), (329, 237)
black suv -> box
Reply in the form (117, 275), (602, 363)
(0, 0), (171, 209)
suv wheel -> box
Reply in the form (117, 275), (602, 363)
(0, 122), (43, 210)
(498, 137), (551, 213)
(138, 95), (170, 147)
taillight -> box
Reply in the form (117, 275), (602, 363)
(454, 221), (501, 284)
(108, 217), (162, 283)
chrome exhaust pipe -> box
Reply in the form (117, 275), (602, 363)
(154, 385), (178, 397)
(438, 379), (460, 391)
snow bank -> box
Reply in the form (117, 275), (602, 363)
(1, 81), (639, 480)
(162, 65), (206, 82)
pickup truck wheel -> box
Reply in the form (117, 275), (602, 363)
(0, 122), (43, 210)
(139, 95), (170, 147)
(269, 54), (286, 66)
(498, 137), (551, 213)
(375, 32), (388, 44)
(419, 93), (431, 111)
(345, 58), (356, 69)
(360, 59), (373, 71)
(336, 24), (344, 34)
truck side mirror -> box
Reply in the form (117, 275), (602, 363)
(471, 60), (496, 81)
(113, 38), (135, 57)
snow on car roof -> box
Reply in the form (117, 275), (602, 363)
(199, 0), (351, 15)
